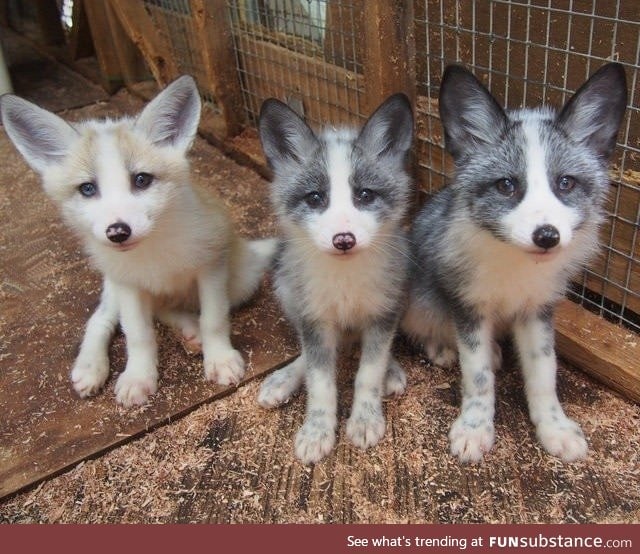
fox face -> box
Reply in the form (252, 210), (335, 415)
(1, 76), (201, 253)
(439, 63), (627, 260)
(259, 94), (414, 257)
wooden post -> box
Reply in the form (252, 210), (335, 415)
(108, 0), (179, 86)
(103, 1), (150, 86)
(68, 0), (95, 61)
(35, 0), (65, 46)
(83, 0), (124, 93)
(191, 0), (245, 137)
(362, 0), (416, 113)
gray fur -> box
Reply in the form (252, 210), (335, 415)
(403, 63), (627, 463)
(258, 93), (414, 464)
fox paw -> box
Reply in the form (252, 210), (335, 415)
(204, 348), (245, 386)
(425, 342), (457, 368)
(71, 354), (110, 398)
(114, 371), (157, 407)
(258, 365), (303, 408)
(295, 414), (336, 464)
(384, 359), (407, 397)
(449, 415), (495, 463)
(536, 418), (588, 462)
(346, 404), (386, 449)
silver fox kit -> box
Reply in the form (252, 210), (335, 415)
(403, 63), (627, 462)
(258, 94), (414, 464)
(1, 76), (276, 406)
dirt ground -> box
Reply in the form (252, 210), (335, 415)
(0, 28), (639, 524)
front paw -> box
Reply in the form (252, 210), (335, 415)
(536, 417), (588, 462)
(384, 360), (407, 397)
(258, 367), (301, 408)
(295, 414), (336, 464)
(114, 370), (158, 407)
(449, 415), (495, 463)
(346, 403), (386, 449)
(204, 348), (245, 386)
(71, 354), (110, 398)
(425, 341), (457, 368)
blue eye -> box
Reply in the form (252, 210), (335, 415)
(496, 178), (517, 197)
(78, 182), (97, 197)
(557, 175), (577, 193)
(133, 172), (154, 189)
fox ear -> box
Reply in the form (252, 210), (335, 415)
(439, 65), (507, 159)
(135, 75), (201, 150)
(355, 93), (413, 162)
(557, 63), (627, 160)
(258, 98), (319, 171)
(0, 94), (78, 173)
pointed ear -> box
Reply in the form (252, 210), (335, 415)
(0, 94), (78, 173)
(557, 63), (627, 160)
(439, 65), (507, 159)
(258, 98), (319, 170)
(355, 93), (413, 162)
(135, 75), (201, 150)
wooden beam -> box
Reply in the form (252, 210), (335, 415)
(555, 299), (640, 404)
(35, 0), (65, 46)
(362, 0), (415, 113)
(103, 0), (149, 86)
(191, 0), (245, 137)
(108, 0), (178, 86)
(67, 0), (94, 60)
(83, 0), (123, 93)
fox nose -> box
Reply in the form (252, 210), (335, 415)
(332, 232), (356, 251)
(106, 222), (132, 243)
(532, 224), (560, 249)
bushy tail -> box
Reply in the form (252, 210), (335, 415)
(228, 236), (278, 307)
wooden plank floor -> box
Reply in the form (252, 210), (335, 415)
(0, 29), (639, 522)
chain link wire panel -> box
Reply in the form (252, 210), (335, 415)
(415, 0), (639, 333)
(137, 0), (638, 334)
(227, 0), (365, 127)
(143, 0), (219, 107)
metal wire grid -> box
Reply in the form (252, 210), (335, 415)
(227, 0), (365, 127)
(415, 0), (640, 332)
(143, 0), (218, 106)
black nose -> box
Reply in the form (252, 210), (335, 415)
(332, 232), (356, 251)
(106, 222), (132, 243)
(532, 224), (560, 249)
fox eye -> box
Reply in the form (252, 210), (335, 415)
(557, 175), (577, 193)
(355, 188), (376, 205)
(78, 182), (98, 197)
(133, 172), (154, 190)
(305, 190), (326, 209)
(496, 178), (517, 197)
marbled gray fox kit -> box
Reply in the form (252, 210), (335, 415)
(258, 94), (414, 464)
(403, 63), (627, 462)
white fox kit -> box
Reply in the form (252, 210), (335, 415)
(1, 76), (276, 407)
(257, 94), (414, 464)
(403, 63), (627, 462)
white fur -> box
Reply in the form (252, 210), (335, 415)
(502, 114), (581, 251)
(1, 77), (276, 406)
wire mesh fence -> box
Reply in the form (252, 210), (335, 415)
(42, 0), (638, 334)
(142, 0), (219, 106)
(415, 0), (640, 333)
(227, 0), (365, 127)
